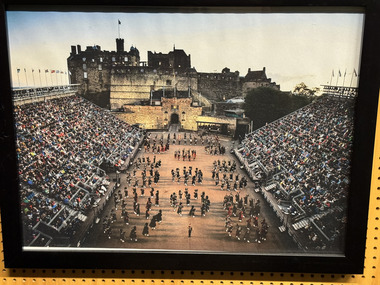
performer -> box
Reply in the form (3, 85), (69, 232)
(130, 226), (137, 242)
(155, 209), (163, 223)
(119, 229), (126, 242)
(235, 225), (242, 240)
(189, 205), (196, 217)
(155, 190), (160, 206)
(177, 202), (184, 216)
(188, 224), (193, 237)
(149, 217), (157, 229)
(142, 223), (150, 236)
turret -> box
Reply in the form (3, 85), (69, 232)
(71, 45), (77, 55)
(116, 38), (124, 53)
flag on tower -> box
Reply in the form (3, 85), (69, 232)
(338, 70), (341, 77)
(17, 69), (20, 73)
(45, 69), (49, 73)
(118, 20), (121, 25)
(51, 70), (55, 73)
(354, 69), (358, 77)
(32, 69), (34, 73)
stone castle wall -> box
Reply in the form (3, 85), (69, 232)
(197, 72), (242, 101)
(115, 97), (202, 131)
(68, 60), (112, 108)
(110, 69), (198, 109)
(116, 106), (164, 129)
(242, 81), (279, 93)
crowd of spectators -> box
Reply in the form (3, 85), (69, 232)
(237, 95), (354, 251)
(14, 95), (142, 245)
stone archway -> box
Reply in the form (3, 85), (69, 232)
(170, 113), (179, 124)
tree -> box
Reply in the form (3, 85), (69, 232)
(244, 87), (313, 131)
(293, 82), (320, 98)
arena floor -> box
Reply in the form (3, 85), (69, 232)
(82, 131), (299, 254)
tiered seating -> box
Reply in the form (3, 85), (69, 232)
(236, 95), (354, 251)
(14, 95), (142, 246)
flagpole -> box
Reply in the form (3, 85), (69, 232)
(50, 71), (53, 86)
(24, 68), (29, 87)
(335, 70), (340, 86)
(45, 70), (48, 86)
(118, 20), (121, 38)
(32, 70), (35, 87)
(349, 69), (355, 89)
(17, 69), (20, 88)
(349, 73), (353, 88)
(356, 73), (359, 87)
(342, 69), (347, 87)
(39, 69), (42, 87)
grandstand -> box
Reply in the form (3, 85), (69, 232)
(14, 85), (354, 252)
(14, 95), (143, 246)
(235, 94), (354, 251)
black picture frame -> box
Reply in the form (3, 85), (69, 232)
(0, 0), (379, 274)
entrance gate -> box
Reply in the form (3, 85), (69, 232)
(170, 113), (179, 124)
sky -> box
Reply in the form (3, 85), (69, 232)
(6, 10), (364, 91)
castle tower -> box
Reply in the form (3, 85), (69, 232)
(116, 38), (124, 53)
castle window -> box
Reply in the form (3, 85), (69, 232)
(92, 59), (95, 62)
(112, 57), (116, 62)
(99, 57), (103, 62)
(83, 64), (87, 70)
(98, 64), (102, 71)
(83, 72), (88, 79)
(82, 57), (86, 62)
(166, 80), (172, 86)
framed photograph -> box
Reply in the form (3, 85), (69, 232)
(1, 0), (379, 273)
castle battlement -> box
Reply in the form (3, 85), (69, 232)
(67, 37), (280, 110)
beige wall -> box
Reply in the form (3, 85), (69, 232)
(110, 72), (198, 109)
(115, 97), (202, 131)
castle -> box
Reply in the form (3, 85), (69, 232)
(67, 37), (280, 134)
